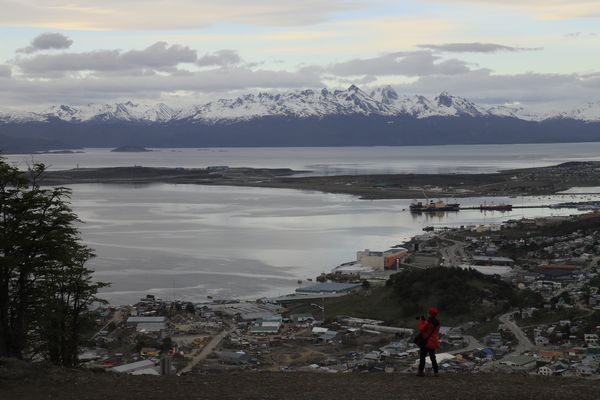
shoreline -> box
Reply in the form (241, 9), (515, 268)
(38, 161), (600, 200)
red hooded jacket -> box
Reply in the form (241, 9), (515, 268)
(418, 317), (440, 349)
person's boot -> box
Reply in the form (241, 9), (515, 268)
(433, 372), (439, 377)
(416, 371), (425, 377)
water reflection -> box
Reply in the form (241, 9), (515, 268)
(67, 183), (600, 304)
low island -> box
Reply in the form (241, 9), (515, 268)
(38, 161), (600, 200)
(111, 145), (152, 152)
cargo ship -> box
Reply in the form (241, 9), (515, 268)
(410, 199), (460, 213)
(479, 203), (513, 212)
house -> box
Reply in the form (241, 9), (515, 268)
(319, 330), (342, 343)
(249, 315), (282, 334)
(290, 313), (314, 323)
(538, 350), (564, 361)
(576, 359), (598, 376)
(584, 334), (599, 346)
(127, 316), (167, 336)
(538, 361), (569, 376)
(312, 327), (329, 335)
(499, 355), (537, 371)
(478, 348), (495, 360)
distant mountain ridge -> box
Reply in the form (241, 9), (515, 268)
(2, 85), (600, 153)
(2, 85), (599, 124)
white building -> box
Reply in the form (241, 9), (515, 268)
(112, 359), (158, 375)
(584, 334), (599, 346)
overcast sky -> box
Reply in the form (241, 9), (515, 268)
(1, 0), (599, 110)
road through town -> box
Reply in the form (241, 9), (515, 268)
(499, 312), (535, 356)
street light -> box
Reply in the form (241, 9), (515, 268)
(311, 297), (325, 323)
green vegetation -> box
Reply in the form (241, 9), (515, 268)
(288, 267), (541, 326)
(0, 158), (107, 366)
(387, 267), (541, 321)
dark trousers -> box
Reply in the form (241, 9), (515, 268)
(418, 347), (438, 373)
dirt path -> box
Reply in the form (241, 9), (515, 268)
(2, 369), (599, 400)
(178, 328), (232, 375)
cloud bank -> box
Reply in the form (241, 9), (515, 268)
(17, 32), (73, 54)
(2, 36), (600, 110)
(417, 42), (542, 53)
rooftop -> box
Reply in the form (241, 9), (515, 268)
(296, 282), (361, 294)
(126, 316), (166, 324)
(472, 256), (515, 263)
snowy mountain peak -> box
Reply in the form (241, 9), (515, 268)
(370, 85), (399, 105)
(555, 101), (600, 122)
(435, 92), (453, 107)
(2, 85), (600, 124)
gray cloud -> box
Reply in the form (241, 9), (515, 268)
(399, 68), (600, 107)
(0, 65), (11, 77)
(197, 50), (242, 67)
(329, 51), (470, 77)
(3, 39), (600, 110)
(418, 42), (542, 53)
(0, 66), (323, 106)
(17, 32), (73, 54)
(16, 42), (197, 74)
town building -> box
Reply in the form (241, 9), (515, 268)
(471, 256), (515, 267)
(356, 248), (409, 270)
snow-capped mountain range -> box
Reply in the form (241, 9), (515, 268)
(2, 85), (599, 124)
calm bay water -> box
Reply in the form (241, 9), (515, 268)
(70, 183), (598, 305)
(9, 143), (600, 304)
(7, 142), (600, 175)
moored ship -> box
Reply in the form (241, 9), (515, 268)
(410, 199), (460, 213)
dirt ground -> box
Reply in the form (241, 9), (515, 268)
(1, 361), (599, 400)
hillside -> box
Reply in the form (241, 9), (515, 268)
(287, 268), (542, 326)
(0, 359), (597, 400)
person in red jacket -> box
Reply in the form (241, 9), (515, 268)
(417, 306), (441, 376)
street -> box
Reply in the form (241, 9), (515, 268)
(499, 312), (535, 356)
(178, 327), (233, 375)
(439, 237), (466, 267)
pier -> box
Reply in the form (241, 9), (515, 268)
(460, 205), (551, 210)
